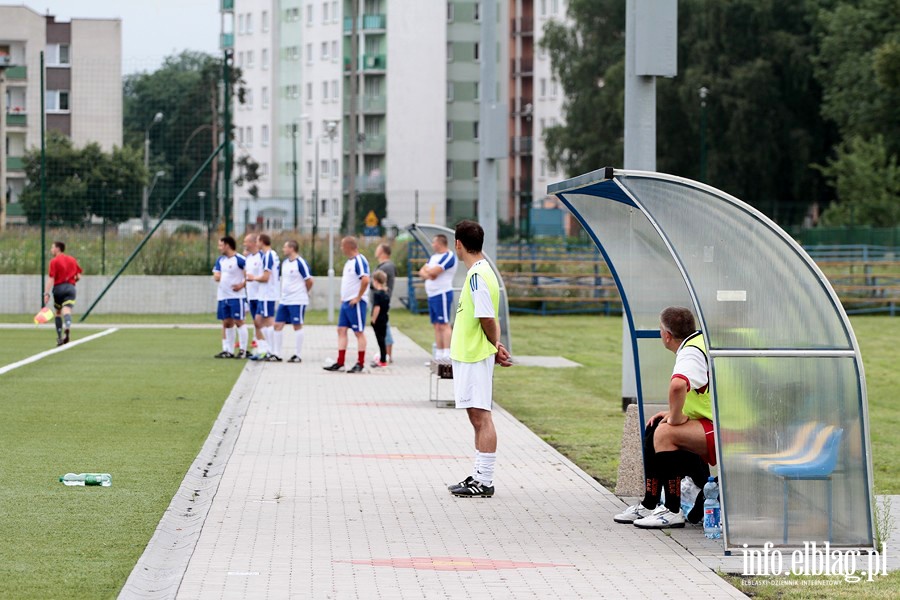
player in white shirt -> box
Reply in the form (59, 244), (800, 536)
(323, 237), (369, 373)
(418, 234), (458, 359)
(268, 240), (313, 363)
(246, 233), (279, 360)
(243, 234), (264, 357)
(212, 235), (248, 358)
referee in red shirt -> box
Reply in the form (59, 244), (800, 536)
(43, 241), (83, 345)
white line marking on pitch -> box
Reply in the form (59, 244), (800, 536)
(0, 328), (119, 376)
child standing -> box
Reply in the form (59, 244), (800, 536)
(370, 270), (391, 367)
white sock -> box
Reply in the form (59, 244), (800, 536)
(237, 325), (248, 351)
(256, 335), (268, 354)
(474, 452), (496, 486)
(222, 337), (230, 353)
(471, 450), (482, 479)
(442, 348), (451, 359)
(294, 328), (304, 358)
(273, 329), (283, 358)
(225, 328), (236, 353)
(264, 327), (275, 352)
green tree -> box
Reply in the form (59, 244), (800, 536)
(542, 0), (833, 224)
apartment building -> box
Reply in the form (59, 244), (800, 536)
(225, 0), (566, 232)
(0, 6), (121, 224)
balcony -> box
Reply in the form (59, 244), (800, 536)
(511, 58), (533, 76)
(220, 33), (234, 49)
(6, 65), (26, 80)
(362, 54), (386, 71)
(344, 94), (387, 114)
(510, 177), (533, 193)
(511, 136), (533, 155)
(7, 156), (25, 171)
(5, 113), (26, 127)
(344, 174), (386, 193)
(220, 0), (234, 10)
(343, 14), (387, 33)
(361, 133), (386, 153)
(510, 97), (534, 116)
(512, 17), (534, 35)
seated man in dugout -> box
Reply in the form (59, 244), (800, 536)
(614, 306), (717, 529)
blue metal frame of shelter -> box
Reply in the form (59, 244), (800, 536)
(549, 168), (876, 550)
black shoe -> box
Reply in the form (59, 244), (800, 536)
(214, 351), (235, 358)
(63, 330), (70, 344)
(233, 349), (246, 359)
(266, 355), (283, 362)
(56, 338), (66, 347)
(448, 476), (475, 492)
(451, 480), (494, 498)
(347, 363), (364, 374)
(323, 362), (345, 372)
(288, 355), (302, 363)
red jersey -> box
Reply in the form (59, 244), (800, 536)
(49, 254), (83, 286)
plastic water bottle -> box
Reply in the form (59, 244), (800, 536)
(703, 476), (721, 539)
(59, 473), (111, 487)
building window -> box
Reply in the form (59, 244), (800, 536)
(473, 42), (479, 61)
(237, 51), (244, 67)
(446, 160), (453, 179)
(321, 159), (329, 177)
(247, 50), (254, 68)
(446, 121), (453, 140)
(306, 82), (313, 102)
(447, 42), (453, 62)
(474, 2), (480, 21)
(473, 121), (479, 140)
(262, 10), (269, 32)
(260, 163), (268, 178)
(246, 13), (253, 34)
(237, 127), (244, 144)
(287, 84), (299, 98)
(306, 121), (313, 143)
(322, 81), (329, 101)
(262, 87), (269, 108)
(306, 43), (313, 63)
(46, 44), (70, 66)
(539, 118), (546, 134)
(262, 49), (269, 69)
(332, 1), (338, 22)
(332, 159), (338, 179)
(539, 78), (547, 98)
(331, 80), (339, 102)
(45, 90), (70, 112)
(447, 2), (454, 22)
(540, 0), (547, 16)
(306, 160), (313, 180)
(307, 4), (314, 25)
(238, 14), (245, 34)
(321, 42), (329, 60)
(321, 198), (328, 215)
(262, 125), (269, 146)
(550, 78), (558, 98)
(246, 126), (253, 147)
(447, 81), (454, 101)
(246, 88), (253, 107)
(474, 81), (480, 101)
(331, 41), (338, 62)
(551, 0), (559, 15)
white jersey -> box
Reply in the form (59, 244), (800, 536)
(424, 250), (458, 297)
(260, 249), (280, 301)
(341, 253), (370, 302)
(673, 334), (709, 393)
(214, 253), (246, 300)
(280, 255), (312, 305)
(245, 251), (264, 300)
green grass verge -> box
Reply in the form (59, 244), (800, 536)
(0, 328), (90, 366)
(0, 329), (244, 599)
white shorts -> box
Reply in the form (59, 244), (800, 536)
(452, 356), (494, 411)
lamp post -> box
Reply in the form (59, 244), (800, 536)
(142, 112), (164, 232)
(325, 120), (338, 323)
(291, 122), (299, 231)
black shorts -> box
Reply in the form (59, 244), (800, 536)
(52, 283), (77, 311)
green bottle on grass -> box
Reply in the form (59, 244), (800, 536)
(59, 473), (112, 487)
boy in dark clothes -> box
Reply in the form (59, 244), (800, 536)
(369, 270), (391, 367)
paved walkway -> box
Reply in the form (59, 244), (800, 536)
(125, 325), (745, 599)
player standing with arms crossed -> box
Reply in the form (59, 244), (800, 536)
(419, 234), (458, 360)
(213, 236), (247, 358)
(270, 240), (313, 363)
(323, 237), (369, 373)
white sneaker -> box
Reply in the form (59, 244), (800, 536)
(613, 503), (653, 524)
(633, 505), (685, 529)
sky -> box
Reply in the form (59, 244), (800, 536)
(15, 0), (220, 73)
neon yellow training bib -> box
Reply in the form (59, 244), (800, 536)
(450, 260), (500, 363)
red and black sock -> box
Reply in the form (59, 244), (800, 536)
(656, 451), (684, 513)
(357, 350), (365, 366)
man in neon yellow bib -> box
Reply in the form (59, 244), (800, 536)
(447, 220), (512, 498)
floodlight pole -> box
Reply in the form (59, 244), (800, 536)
(325, 121), (338, 323)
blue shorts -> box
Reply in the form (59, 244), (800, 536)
(385, 322), (394, 346)
(217, 298), (245, 321)
(428, 291), (453, 324)
(276, 304), (307, 325)
(250, 299), (275, 318)
(338, 300), (367, 332)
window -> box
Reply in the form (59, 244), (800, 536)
(262, 86), (269, 108)
(332, 1), (338, 22)
(306, 160), (313, 180)
(331, 41), (338, 62)
(237, 127), (244, 144)
(332, 159), (338, 179)
(331, 80), (339, 102)
(550, 78), (558, 98)
(262, 49), (269, 69)
(539, 78), (547, 98)
(58, 44), (70, 65)
(306, 121), (313, 143)
(321, 42), (329, 60)
(473, 42), (480, 61)
(287, 84), (299, 98)
(539, 118), (546, 134)
(286, 7), (300, 21)
(262, 125), (269, 146)
(247, 50), (254, 68)
(322, 2), (328, 23)
(45, 90), (70, 112)
(237, 51), (244, 67)
(46, 44), (70, 66)
(447, 42), (453, 62)
(551, 0), (559, 14)
(473, 160), (479, 179)
(321, 198), (328, 215)
(245, 126), (253, 146)
(447, 81), (454, 101)
(246, 88), (253, 107)
(238, 14), (245, 34)
(306, 82), (313, 102)
(446, 121), (453, 140)
(260, 163), (268, 178)
(246, 13), (253, 33)
(474, 81), (480, 101)
(306, 43), (313, 63)
(446, 160), (453, 179)
(262, 10), (269, 32)
(540, 0), (547, 16)
(447, 2), (454, 22)
(473, 120), (479, 140)
(321, 159), (329, 177)
(322, 81), (329, 100)
(307, 4), (313, 25)
(474, 2), (480, 21)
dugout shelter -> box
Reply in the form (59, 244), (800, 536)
(549, 167), (875, 550)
